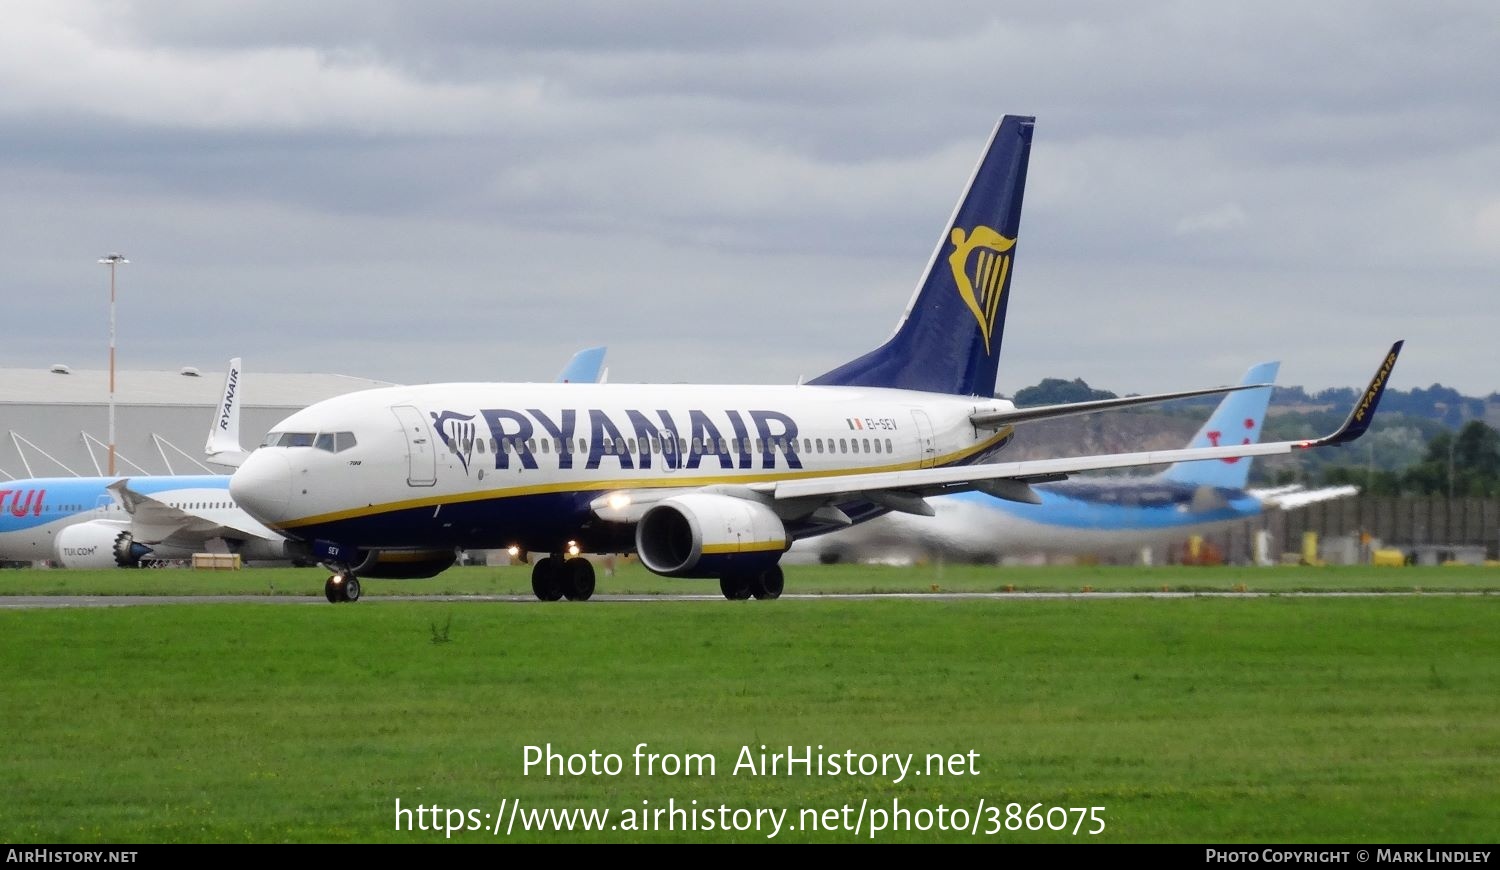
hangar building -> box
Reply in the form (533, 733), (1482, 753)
(0, 364), (394, 480)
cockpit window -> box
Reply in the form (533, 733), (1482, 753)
(312, 432), (358, 453)
(262, 431), (317, 448)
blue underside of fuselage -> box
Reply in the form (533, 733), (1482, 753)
(283, 490), (892, 555)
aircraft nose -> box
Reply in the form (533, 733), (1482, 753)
(231, 450), (293, 525)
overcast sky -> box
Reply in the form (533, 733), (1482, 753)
(2, 1), (1496, 398)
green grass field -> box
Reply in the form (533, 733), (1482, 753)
(1, 564), (1497, 843)
(3, 559), (1499, 597)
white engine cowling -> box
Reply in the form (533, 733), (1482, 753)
(636, 494), (788, 578)
(53, 521), (145, 568)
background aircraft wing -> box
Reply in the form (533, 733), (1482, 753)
(107, 479), (284, 546)
(1250, 484), (1361, 510)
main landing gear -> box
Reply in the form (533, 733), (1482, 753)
(530, 555), (596, 602)
(325, 571), (361, 603)
(718, 564), (784, 601)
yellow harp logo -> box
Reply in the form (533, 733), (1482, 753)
(947, 225), (1015, 354)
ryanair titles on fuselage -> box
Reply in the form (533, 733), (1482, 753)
(429, 406), (820, 474)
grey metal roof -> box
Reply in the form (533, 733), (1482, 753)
(0, 366), (395, 408)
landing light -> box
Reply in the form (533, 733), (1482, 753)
(567, 541), (580, 557)
(507, 545), (520, 557)
(607, 493), (631, 511)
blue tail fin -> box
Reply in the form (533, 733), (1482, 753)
(555, 346), (607, 384)
(808, 115), (1034, 397)
(1159, 361), (1279, 489)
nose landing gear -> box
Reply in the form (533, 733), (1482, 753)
(324, 571), (361, 603)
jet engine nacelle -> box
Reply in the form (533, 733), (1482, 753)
(636, 494), (787, 578)
(53, 521), (148, 568)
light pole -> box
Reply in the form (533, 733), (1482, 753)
(98, 253), (128, 476)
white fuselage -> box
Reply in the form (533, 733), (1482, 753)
(230, 382), (1013, 554)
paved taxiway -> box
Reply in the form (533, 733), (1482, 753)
(0, 591), (1488, 609)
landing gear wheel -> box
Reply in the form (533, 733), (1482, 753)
(531, 557), (564, 601)
(719, 574), (753, 600)
(751, 565), (784, 600)
(563, 558), (596, 601)
(324, 572), (361, 603)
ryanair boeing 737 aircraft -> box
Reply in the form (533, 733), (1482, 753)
(228, 116), (1402, 603)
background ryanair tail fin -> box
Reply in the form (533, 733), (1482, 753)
(808, 115), (1034, 397)
(204, 358), (249, 468)
(1158, 361), (1279, 490)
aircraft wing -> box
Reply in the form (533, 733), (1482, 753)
(107, 479), (284, 546)
(970, 383), (1271, 429)
(772, 342), (1400, 507)
(593, 342), (1401, 524)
